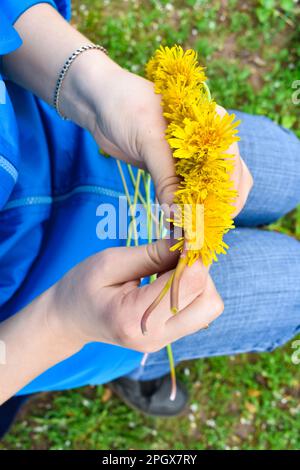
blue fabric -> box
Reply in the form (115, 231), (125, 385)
(1, 1), (58, 25)
(1, 1), (300, 393)
(0, 0), (63, 208)
(0, 12), (22, 55)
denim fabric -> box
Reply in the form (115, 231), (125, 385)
(128, 111), (300, 381)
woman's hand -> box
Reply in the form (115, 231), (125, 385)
(85, 66), (253, 213)
(50, 239), (224, 353)
(0, 238), (223, 404)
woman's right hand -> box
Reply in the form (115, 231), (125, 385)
(48, 239), (224, 353)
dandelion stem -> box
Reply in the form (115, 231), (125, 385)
(145, 173), (152, 242)
(144, 173), (157, 283)
(166, 343), (177, 401)
(141, 271), (174, 335)
(127, 165), (147, 206)
(170, 255), (188, 314)
(127, 165), (160, 228)
(128, 169), (142, 246)
(116, 160), (139, 247)
(203, 81), (212, 101)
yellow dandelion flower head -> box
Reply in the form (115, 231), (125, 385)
(146, 45), (207, 94)
(201, 191), (235, 266)
(170, 190), (235, 266)
(161, 76), (204, 124)
(167, 102), (240, 161)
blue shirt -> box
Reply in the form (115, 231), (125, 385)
(0, 0), (143, 394)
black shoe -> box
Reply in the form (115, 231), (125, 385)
(108, 375), (189, 417)
(0, 395), (30, 439)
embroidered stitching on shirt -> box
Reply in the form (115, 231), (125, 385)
(0, 155), (18, 182)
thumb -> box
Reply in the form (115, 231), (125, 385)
(142, 130), (179, 207)
(101, 238), (179, 286)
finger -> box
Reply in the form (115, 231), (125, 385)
(140, 101), (179, 207)
(125, 258), (209, 331)
(216, 106), (253, 217)
(146, 139), (179, 208)
(100, 238), (179, 285)
(232, 156), (253, 217)
(164, 275), (224, 343)
(217, 107), (243, 198)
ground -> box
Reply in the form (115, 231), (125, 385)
(1, 0), (300, 450)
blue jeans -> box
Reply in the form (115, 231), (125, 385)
(128, 111), (300, 381)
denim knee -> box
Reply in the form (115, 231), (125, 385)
(231, 111), (300, 227)
(212, 228), (300, 351)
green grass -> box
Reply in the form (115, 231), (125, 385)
(1, 0), (300, 450)
(1, 347), (300, 450)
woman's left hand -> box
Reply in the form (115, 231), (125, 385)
(84, 65), (253, 215)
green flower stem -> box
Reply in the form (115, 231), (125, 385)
(127, 165), (147, 206)
(141, 271), (174, 335)
(203, 81), (212, 101)
(116, 160), (138, 246)
(127, 164), (160, 227)
(145, 173), (153, 243)
(127, 169), (142, 246)
(144, 173), (157, 283)
(167, 343), (177, 401)
(170, 255), (188, 314)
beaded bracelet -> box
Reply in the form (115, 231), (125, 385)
(53, 44), (108, 120)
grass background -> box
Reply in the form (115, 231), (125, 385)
(1, 0), (300, 450)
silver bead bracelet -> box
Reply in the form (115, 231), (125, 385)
(53, 44), (108, 120)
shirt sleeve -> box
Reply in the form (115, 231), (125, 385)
(2, 1), (71, 25)
(0, 12), (22, 55)
(0, 1), (71, 56)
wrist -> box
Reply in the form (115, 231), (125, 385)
(0, 284), (82, 403)
(59, 49), (121, 131)
(42, 284), (85, 356)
